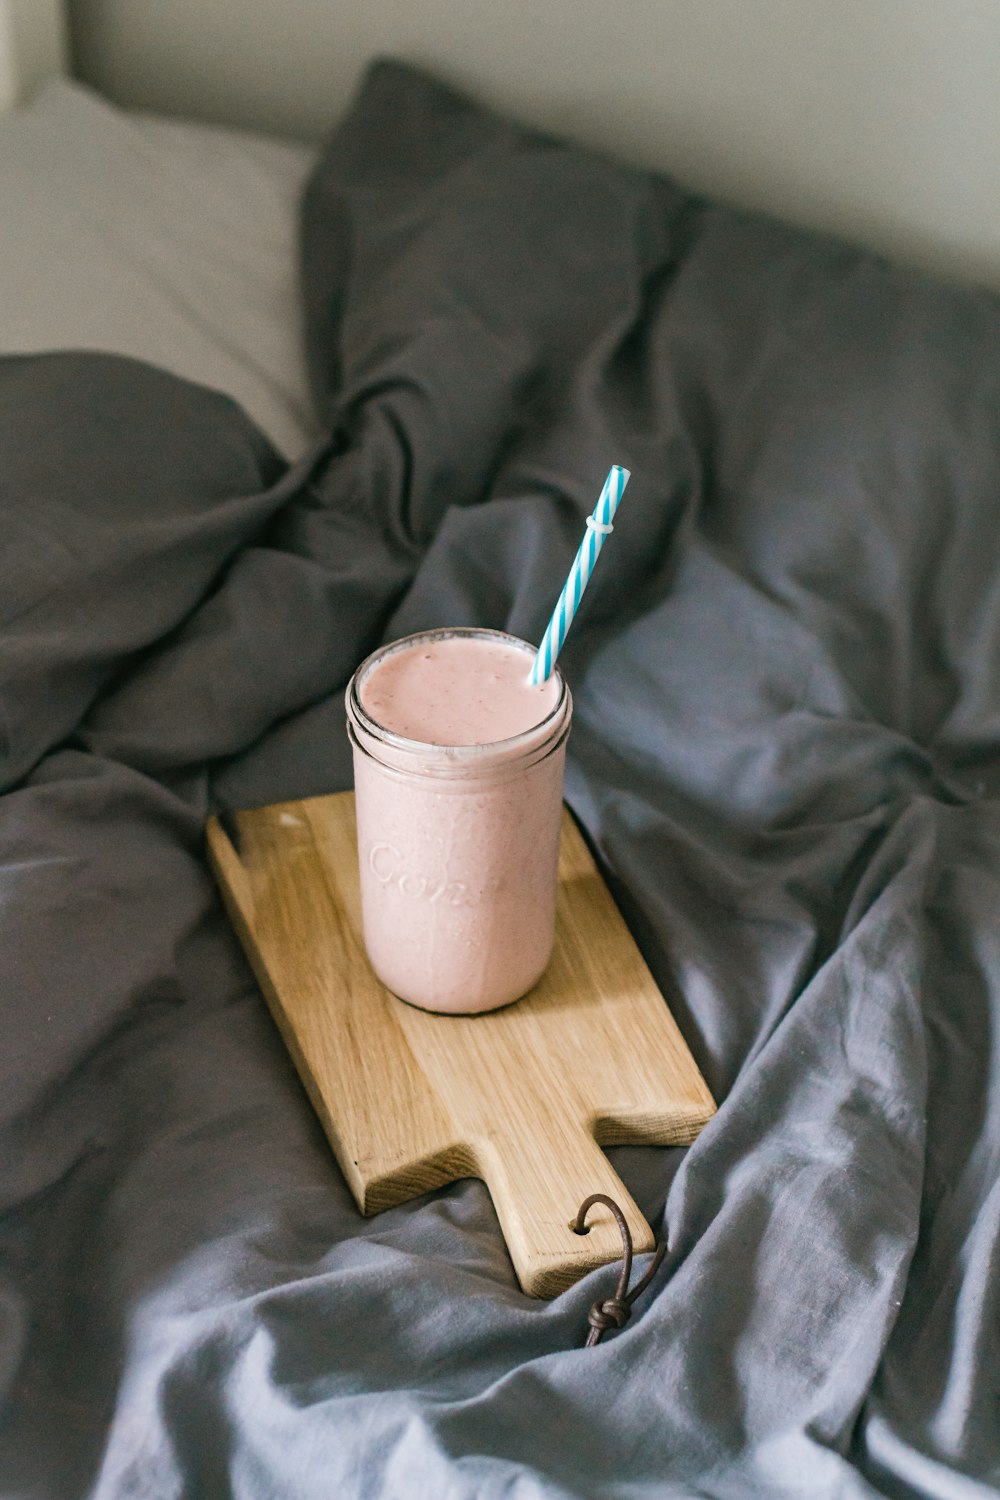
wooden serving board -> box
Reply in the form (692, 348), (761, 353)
(207, 792), (715, 1298)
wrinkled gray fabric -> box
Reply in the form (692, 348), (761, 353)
(2, 59), (1000, 1500)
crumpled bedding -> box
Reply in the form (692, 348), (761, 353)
(2, 59), (999, 1500)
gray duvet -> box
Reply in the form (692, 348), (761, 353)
(2, 61), (999, 1500)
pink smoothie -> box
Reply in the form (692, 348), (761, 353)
(360, 635), (560, 744)
(348, 630), (570, 1014)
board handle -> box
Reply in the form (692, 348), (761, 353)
(476, 1125), (659, 1300)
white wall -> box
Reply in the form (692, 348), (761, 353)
(68, 0), (1000, 292)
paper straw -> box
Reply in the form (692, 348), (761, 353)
(530, 465), (630, 684)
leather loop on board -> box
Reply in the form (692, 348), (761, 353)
(575, 1194), (667, 1347)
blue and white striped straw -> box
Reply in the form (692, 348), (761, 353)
(529, 465), (630, 684)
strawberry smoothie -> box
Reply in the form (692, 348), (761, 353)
(346, 629), (571, 1014)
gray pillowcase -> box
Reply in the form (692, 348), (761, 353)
(0, 79), (319, 458)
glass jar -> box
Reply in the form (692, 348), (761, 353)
(345, 628), (572, 1014)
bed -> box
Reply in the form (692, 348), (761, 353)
(3, 6), (1000, 1498)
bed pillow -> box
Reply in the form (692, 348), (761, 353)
(0, 79), (319, 458)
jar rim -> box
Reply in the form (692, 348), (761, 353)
(346, 626), (569, 764)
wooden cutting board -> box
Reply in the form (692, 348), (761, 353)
(207, 792), (715, 1298)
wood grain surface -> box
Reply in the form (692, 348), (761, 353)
(207, 792), (715, 1298)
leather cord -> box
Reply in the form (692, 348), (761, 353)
(575, 1193), (667, 1347)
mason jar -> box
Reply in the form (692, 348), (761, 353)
(345, 628), (572, 1014)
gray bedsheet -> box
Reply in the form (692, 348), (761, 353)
(2, 61), (999, 1500)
